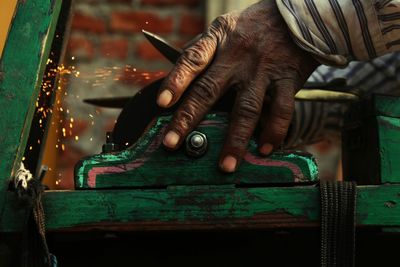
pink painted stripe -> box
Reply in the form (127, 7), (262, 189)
(243, 153), (304, 182)
(86, 127), (166, 188)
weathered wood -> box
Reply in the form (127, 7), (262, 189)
(75, 114), (319, 189)
(0, 0), (62, 190)
(1, 184), (400, 232)
(343, 95), (400, 184)
(378, 116), (400, 183)
(374, 94), (400, 118)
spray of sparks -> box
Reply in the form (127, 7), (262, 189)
(34, 59), (82, 156)
(28, 54), (165, 186)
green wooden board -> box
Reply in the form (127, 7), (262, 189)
(75, 114), (318, 189)
(342, 95), (400, 184)
(374, 94), (400, 118)
(378, 116), (400, 183)
(0, 0), (62, 191)
(2, 184), (400, 232)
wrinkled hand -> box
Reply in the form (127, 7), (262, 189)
(157, 0), (319, 172)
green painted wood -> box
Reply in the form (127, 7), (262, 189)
(374, 94), (400, 118)
(75, 114), (318, 189)
(378, 116), (400, 183)
(342, 95), (400, 184)
(2, 184), (400, 232)
(0, 0), (62, 189)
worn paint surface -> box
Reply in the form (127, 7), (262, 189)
(374, 94), (400, 118)
(75, 114), (318, 189)
(0, 0), (62, 191)
(1, 184), (400, 232)
(378, 116), (400, 183)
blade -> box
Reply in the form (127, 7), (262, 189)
(84, 96), (131, 108)
(142, 29), (182, 64)
(112, 78), (176, 149)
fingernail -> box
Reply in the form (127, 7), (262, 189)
(157, 90), (173, 107)
(260, 143), (273, 155)
(163, 131), (180, 148)
(221, 155), (237, 173)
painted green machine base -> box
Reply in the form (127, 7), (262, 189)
(75, 114), (318, 189)
(2, 184), (400, 232)
(2, 0), (400, 237)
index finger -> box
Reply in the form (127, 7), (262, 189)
(157, 33), (218, 108)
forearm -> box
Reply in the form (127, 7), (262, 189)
(276, 0), (400, 66)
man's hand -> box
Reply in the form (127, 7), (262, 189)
(157, 0), (319, 172)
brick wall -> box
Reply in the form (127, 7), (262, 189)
(49, 0), (205, 188)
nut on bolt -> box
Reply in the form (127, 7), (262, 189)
(185, 131), (208, 157)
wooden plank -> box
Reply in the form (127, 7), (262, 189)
(0, 0), (62, 189)
(75, 114), (318, 189)
(374, 94), (400, 118)
(1, 184), (400, 232)
(378, 116), (400, 183)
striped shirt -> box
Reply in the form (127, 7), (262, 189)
(275, 0), (400, 147)
(286, 52), (400, 147)
(276, 0), (400, 66)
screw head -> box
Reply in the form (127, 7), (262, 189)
(190, 134), (205, 148)
(185, 131), (208, 157)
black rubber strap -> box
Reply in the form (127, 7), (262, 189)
(320, 181), (357, 267)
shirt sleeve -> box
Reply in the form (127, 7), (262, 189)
(276, 0), (400, 66)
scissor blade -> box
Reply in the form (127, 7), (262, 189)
(142, 29), (182, 64)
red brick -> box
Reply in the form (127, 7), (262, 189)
(111, 11), (173, 33)
(141, 0), (200, 7)
(100, 39), (129, 60)
(135, 40), (168, 61)
(71, 12), (106, 34)
(119, 68), (166, 86)
(67, 36), (95, 59)
(179, 13), (204, 36)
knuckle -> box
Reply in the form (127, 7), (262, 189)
(235, 92), (262, 119)
(230, 132), (250, 148)
(182, 46), (209, 69)
(173, 109), (195, 133)
(210, 14), (236, 35)
(192, 75), (220, 100)
(213, 14), (232, 29)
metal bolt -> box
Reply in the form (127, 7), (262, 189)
(185, 131), (208, 158)
(102, 132), (119, 153)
